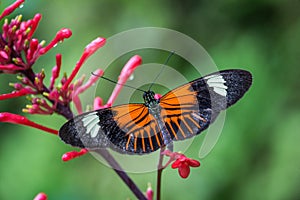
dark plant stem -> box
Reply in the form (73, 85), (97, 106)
(156, 146), (166, 200)
(95, 149), (147, 200)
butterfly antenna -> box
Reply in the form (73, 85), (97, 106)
(91, 72), (146, 93)
(148, 51), (175, 91)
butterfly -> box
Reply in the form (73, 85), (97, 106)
(59, 69), (252, 154)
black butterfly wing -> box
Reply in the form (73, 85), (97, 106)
(159, 69), (252, 141)
(59, 104), (164, 154)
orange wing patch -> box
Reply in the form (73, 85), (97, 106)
(110, 104), (163, 153)
(160, 83), (198, 116)
(160, 82), (210, 141)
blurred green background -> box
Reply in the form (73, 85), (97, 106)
(1, 0), (300, 199)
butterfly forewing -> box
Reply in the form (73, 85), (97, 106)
(159, 69), (252, 141)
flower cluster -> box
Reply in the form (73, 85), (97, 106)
(0, 0), (105, 122)
(0, 1), (202, 199)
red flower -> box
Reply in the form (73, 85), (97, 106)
(162, 150), (200, 179)
(171, 155), (200, 179)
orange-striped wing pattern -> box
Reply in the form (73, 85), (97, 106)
(159, 82), (211, 141)
(59, 104), (166, 154)
(159, 69), (252, 141)
(59, 69), (252, 154)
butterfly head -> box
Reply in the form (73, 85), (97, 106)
(143, 90), (158, 107)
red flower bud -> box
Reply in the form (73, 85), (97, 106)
(28, 13), (42, 38)
(0, 0), (25, 21)
(93, 97), (103, 110)
(0, 112), (58, 135)
(27, 38), (39, 62)
(49, 54), (62, 90)
(39, 28), (72, 55)
(0, 88), (34, 100)
(62, 148), (88, 162)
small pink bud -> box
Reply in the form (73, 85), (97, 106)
(27, 38), (39, 61)
(0, 50), (9, 60)
(51, 65), (60, 80)
(49, 54), (62, 90)
(30, 39), (39, 51)
(55, 54), (62, 69)
(93, 97), (103, 110)
(12, 83), (23, 90)
(146, 183), (153, 200)
(34, 192), (47, 200)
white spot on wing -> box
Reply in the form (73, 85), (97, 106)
(204, 74), (228, 96)
(82, 113), (100, 138)
(90, 125), (100, 138)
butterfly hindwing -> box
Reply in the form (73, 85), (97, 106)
(59, 110), (111, 149)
